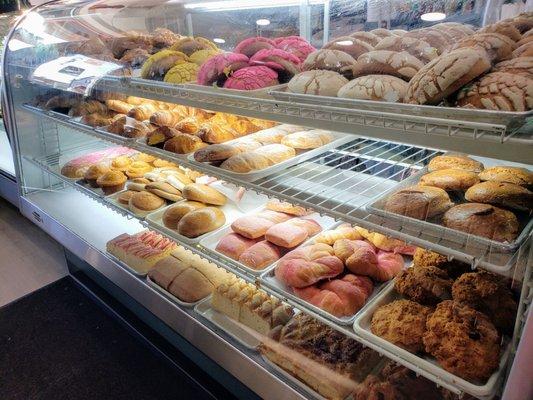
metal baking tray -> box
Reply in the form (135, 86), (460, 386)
(269, 90), (532, 132)
(367, 163), (533, 253)
(194, 296), (261, 350)
(353, 283), (511, 399)
(146, 275), (205, 308)
(199, 211), (337, 276)
(145, 190), (267, 245)
(187, 132), (355, 182)
(183, 82), (287, 98)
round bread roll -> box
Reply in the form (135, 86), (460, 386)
(128, 191), (166, 216)
(182, 183), (227, 206)
(288, 70), (349, 97)
(478, 166), (533, 187)
(419, 169), (480, 191)
(349, 31), (381, 46)
(442, 203), (519, 243)
(513, 42), (533, 58)
(117, 190), (136, 206)
(493, 57), (533, 76)
(162, 201), (206, 229)
(337, 74), (408, 102)
(375, 36), (438, 63)
(145, 181), (182, 202)
(428, 154), (484, 173)
(465, 181), (533, 210)
(302, 49), (356, 77)
(322, 36), (373, 60)
(351, 50), (424, 81)
(177, 207), (226, 238)
(383, 185), (454, 220)
(404, 29), (451, 54)
(480, 21), (522, 42)
(453, 33), (516, 63)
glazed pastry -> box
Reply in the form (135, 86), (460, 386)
(371, 299), (432, 353)
(395, 265), (453, 305)
(383, 185), (454, 219)
(443, 203), (519, 242)
(302, 49), (356, 78)
(478, 166), (533, 187)
(337, 75), (408, 103)
(423, 301), (500, 382)
(174, 117), (200, 134)
(465, 181), (533, 210)
(80, 113), (114, 128)
(428, 154), (484, 173)
(197, 52), (249, 86)
(68, 100), (107, 117)
(127, 103), (158, 121)
(96, 170), (127, 195)
(288, 70), (349, 96)
(140, 50), (189, 80)
(354, 226), (416, 255)
(163, 133), (206, 154)
(223, 66), (279, 90)
(149, 110), (186, 127)
(162, 201), (206, 229)
(105, 99), (134, 114)
(215, 233), (260, 261)
(177, 207), (225, 238)
(84, 163), (110, 188)
(351, 50), (424, 81)
(419, 168), (480, 191)
(145, 182), (183, 202)
(146, 126), (179, 147)
(196, 123), (238, 144)
(239, 240), (282, 270)
(129, 191), (166, 216)
(323, 36), (373, 59)
(182, 183), (226, 206)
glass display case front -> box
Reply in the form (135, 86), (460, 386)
(2, 1), (532, 399)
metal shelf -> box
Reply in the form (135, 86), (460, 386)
(92, 76), (533, 163)
(23, 104), (527, 276)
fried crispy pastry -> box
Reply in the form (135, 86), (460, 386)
(395, 265), (453, 305)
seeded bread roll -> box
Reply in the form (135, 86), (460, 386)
(383, 185), (454, 220)
(323, 36), (374, 59)
(453, 33), (516, 62)
(493, 57), (533, 76)
(428, 154), (484, 173)
(288, 70), (349, 96)
(443, 203), (519, 242)
(465, 181), (533, 210)
(337, 75), (408, 102)
(513, 42), (533, 58)
(375, 36), (438, 63)
(350, 50), (424, 81)
(478, 166), (533, 187)
(405, 49), (491, 105)
(302, 49), (356, 77)
(349, 31), (381, 47)
(456, 72), (532, 112)
(419, 169), (480, 191)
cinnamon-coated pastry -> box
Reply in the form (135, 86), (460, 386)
(465, 181), (533, 210)
(162, 201), (206, 229)
(419, 168), (480, 191)
(384, 185), (454, 219)
(96, 170), (127, 195)
(177, 207), (225, 238)
(478, 166), (533, 187)
(428, 154), (484, 173)
(182, 183), (226, 205)
(145, 182), (183, 202)
(129, 191), (166, 216)
(395, 265), (452, 305)
(163, 133), (206, 154)
(84, 163), (110, 188)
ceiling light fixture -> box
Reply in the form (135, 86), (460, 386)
(421, 12), (446, 22)
(256, 19), (271, 26)
(213, 38), (226, 43)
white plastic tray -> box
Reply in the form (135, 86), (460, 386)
(199, 212), (337, 276)
(352, 284), (511, 399)
(146, 275), (204, 307)
(194, 296), (261, 350)
(188, 132), (355, 182)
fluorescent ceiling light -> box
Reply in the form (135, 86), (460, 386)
(256, 19), (270, 26)
(421, 12), (446, 22)
(185, 0), (324, 11)
(213, 38), (226, 43)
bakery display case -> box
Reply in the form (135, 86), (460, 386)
(2, 1), (532, 399)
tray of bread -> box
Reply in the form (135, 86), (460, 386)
(194, 277), (294, 350)
(146, 245), (234, 306)
(145, 182), (267, 244)
(259, 222), (415, 325)
(259, 312), (383, 400)
(353, 247), (515, 398)
(367, 153), (533, 253)
(189, 125), (355, 182)
(199, 199), (337, 276)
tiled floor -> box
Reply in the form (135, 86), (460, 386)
(0, 198), (67, 306)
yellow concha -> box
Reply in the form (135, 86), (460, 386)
(163, 62), (200, 84)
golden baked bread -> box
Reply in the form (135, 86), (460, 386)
(442, 203), (519, 242)
(196, 123), (238, 144)
(163, 133), (206, 154)
(68, 100), (107, 117)
(182, 183), (227, 205)
(404, 29), (451, 54)
(478, 166), (533, 187)
(162, 201), (206, 229)
(349, 31), (381, 46)
(260, 144), (296, 164)
(220, 152), (270, 173)
(288, 70), (349, 96)
(280, 130), (333, 149)
(428, 154), (484, 173)
(193, 140), (262, 162)
(84, 163), (110, 188)
(110, 155), (132, 171)
(314, 224), (362, 245)
(80, 113), (114, 128)
(127, 103), (158, 121)
(117, 190), (136, 206)
(129, 191), (166, 216)
(384, 185), (454, 219)
(133, 153), (156, 163)
(125, 161), (153, 179)
(480, 21), (522, 42)
(149, 110), (185, 127)
(419, 168), (480, 191)
(374, 36), (438, 63)
(465, 181), (532, 210)
(493, 57), (533, 76)
(457, 72), (532, 111)
(351, 50), (424, 81)
(146, 126), (179, 147)
(453, 32), (516, 62)
(337, 74), (408, 102)
(105, 99), (133, 114)
(513, 42), (533, 58)
(265, 199), (313, 216)
(96, 170), (127, 195)
(145, 182), (183, 202)
(405, 48), (491, 105)
(322, 36), (374, 59)
(177, 207), (225, 238)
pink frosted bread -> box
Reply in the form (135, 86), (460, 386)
(223, 66), (279, 90)
(235, 37), (276, 57)
(215, 233), (260, 260)
(197, 52), (249, 86)
(250, 49), (301, 81)
(276, 37), (316, 62)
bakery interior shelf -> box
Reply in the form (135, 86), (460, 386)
(88, 76), (533, 164)
(22, 104), (527, 275)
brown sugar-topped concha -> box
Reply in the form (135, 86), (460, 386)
(480, 21), (522, 42)
(349, 31), (381, 47)
(428, 154), (484, 173)
(302, 49), (356, 78)
(288, 70), (349, 97)
(419, 168), (480, 191)
(404, 29), (451, 54)
(465, 181), (533, 210)
(513, 42), (533, 58)
(432, 23), (471, 41)
(322, 36), (374, 60)
(350, 50), (424, 81)
(374, 36), (438, 63)
(370, 28), (396, 39)
(478, 166), (533, 187)
(456, 72), (532, 112)
(405, 48), (491, 105)
(453, 32), (516, 62)
(493, 57), (533, 76)
(337, 74), (408, 103)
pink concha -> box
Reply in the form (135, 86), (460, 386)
(250, 48), (301, 68)
(234, 37), (276, 57)
(273, 36), (308, 45)
(277, 38), (316, 62)
(197, 52), (249, 86)
(223, 66), (279, 90)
